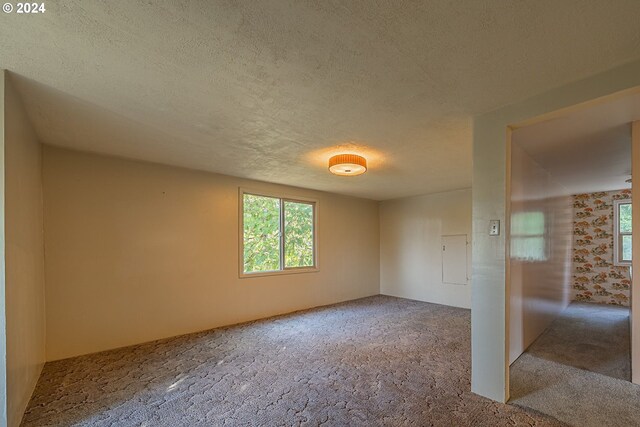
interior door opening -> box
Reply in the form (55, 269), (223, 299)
(505, 91), (640, 424)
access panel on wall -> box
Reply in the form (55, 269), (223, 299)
(442, 234), (468, 285)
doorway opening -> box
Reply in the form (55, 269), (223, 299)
(506, 90), (640, 425)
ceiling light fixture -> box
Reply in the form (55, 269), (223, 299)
(328, 154), (367, 176)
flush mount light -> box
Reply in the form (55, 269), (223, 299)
(328, 154), (367, 176)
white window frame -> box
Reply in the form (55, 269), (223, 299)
(613, 199), (632, 267)
(239, 188), (319, 278)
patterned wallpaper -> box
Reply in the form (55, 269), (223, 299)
(572, 189), (631, 306)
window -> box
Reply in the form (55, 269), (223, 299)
(510, 211), (547, 262)
(614, 199), (632, 266)
(240, 190), (317, 276)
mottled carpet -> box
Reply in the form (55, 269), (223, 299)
(22, 295), (563, 426)
(510, 302), (640, 427)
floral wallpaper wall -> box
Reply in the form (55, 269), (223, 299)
(572, 189), (632, 306)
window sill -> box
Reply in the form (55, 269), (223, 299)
(239, 267), (319, 279)
(613, 262), (632, 267)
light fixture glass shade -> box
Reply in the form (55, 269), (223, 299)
(328, 154), (367, 176)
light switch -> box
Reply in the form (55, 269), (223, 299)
(489, 220), (500, 236)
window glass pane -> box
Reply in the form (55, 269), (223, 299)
(511, 211), (545, 236)
(619, 203), (632, 233)
(511, 236), (546, 261)
(284, 201), (314, 268)
(622, 234), (632, 262)
(243, 194), (281, 273)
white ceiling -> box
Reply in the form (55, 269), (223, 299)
(513, 90), (640, 196)
(2, 1), (640, 200)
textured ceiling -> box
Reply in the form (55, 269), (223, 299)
(2, 1), (640, 200)
(514, 90), (640, 196)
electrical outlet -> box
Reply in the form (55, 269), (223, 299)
(489, 220), (500, 236)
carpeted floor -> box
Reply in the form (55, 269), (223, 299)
(22, 295), (564, 426)
(510, 302), (640, 427)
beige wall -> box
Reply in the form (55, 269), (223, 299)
(0, 70), (7, 427)
(42, 146), (380, 361)
(380, 189), (471, 308)
(508, 143), (572, 365)
(4, 76), (46, 426)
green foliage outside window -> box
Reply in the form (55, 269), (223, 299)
(243, 194), (281, 272)
(284, 201), (314, 268)
(243, 193), (315, 273)
(622, 235), (632, 262)
(510, 211), (546, 261)
(619, 203), (632, 233)
(619, 203), (632, 262)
